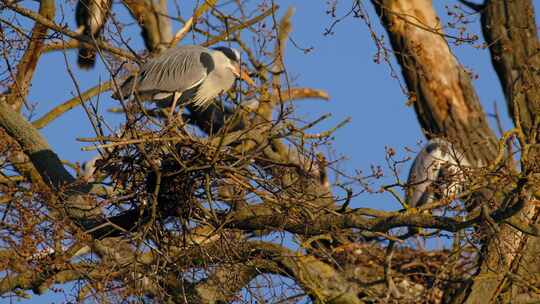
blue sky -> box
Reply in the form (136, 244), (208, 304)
(4, 0), (526, 303)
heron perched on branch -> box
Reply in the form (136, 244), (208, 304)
(75, 0), (112, 69)
(113, 45), (256, 115)
(406, 138), (472, 209)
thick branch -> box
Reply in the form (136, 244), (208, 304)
(5, 0), (54, 111)
(371, 0), (498, 164)
(32, 81), (113, 129)
(481, 0), (540, 140)
(122, 0), (172, 53)
(190, 259), (279, 303)
(0, 100), (102, 221)
(224, 183), (530, 236)
(460, 1), (540, 303)
(255, 242), (363, 304)
(190, 242), (362, 304)
(0, 100), (74, 188)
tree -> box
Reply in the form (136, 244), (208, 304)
(0, 0), (539, 303)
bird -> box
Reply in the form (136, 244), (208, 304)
(113, 45), (256, 116)
(81, 154), (101, 183)
(186, 97), (260, 134)
(75, 0), (112, 69)
(405, 138), (471, 209)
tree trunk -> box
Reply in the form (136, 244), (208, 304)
(370, 0), (539, 302)
(465, 1), (540, 303)
(370, 0), (498, 166)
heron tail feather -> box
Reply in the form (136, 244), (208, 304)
(78, 46), (97, 69)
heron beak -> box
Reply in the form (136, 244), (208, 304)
(233, 64), (256, 86)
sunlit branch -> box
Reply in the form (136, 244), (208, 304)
(201, 5), (277, 47)
(32, 81), (113, 129)
(6, 0), (55, 112)
(5, 3), (137, 61)
(169, 0), (217, 47)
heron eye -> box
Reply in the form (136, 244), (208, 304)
(230, 61), (240, 70)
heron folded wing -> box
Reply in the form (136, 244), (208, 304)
(406, 143), (446, 207)
(136, 46), (213, 94)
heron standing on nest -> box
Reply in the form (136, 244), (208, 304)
(113, 45), (256, 117)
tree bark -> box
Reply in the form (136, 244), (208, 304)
(370, 1), (514, 302)
(481, 0), (540, 142)
(5, 0), (55, 111)
(371, 0), (498, 165)
(464, 1), (540, 302)
(122, 0), (172, 53)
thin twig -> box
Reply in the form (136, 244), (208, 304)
(201, 5), (277, 47)
(81, 137), (185, 151)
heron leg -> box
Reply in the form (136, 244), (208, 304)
(168, 91), (181, 119)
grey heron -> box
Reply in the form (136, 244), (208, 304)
(113, 45), (256, 115)
(405, 138), (471, 209)
(81, 154), (101, 182)
(75, 0), (112, 68)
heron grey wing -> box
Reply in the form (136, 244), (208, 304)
(136, 46), (215, 94)
(406, 146), (444, 207)
(406, 151), (430, 207)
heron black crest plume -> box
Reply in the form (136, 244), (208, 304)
(212, 46), (241, 62)
(75, 0), (112, 69)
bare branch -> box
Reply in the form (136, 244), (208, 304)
(201, 5), (277, 47)
(4, 2), (137, 61)
(169, 0), (217, 47)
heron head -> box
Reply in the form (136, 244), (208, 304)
(213, 46), (255, 86)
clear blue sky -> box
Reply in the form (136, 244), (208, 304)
(6, 0), (524, 303)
